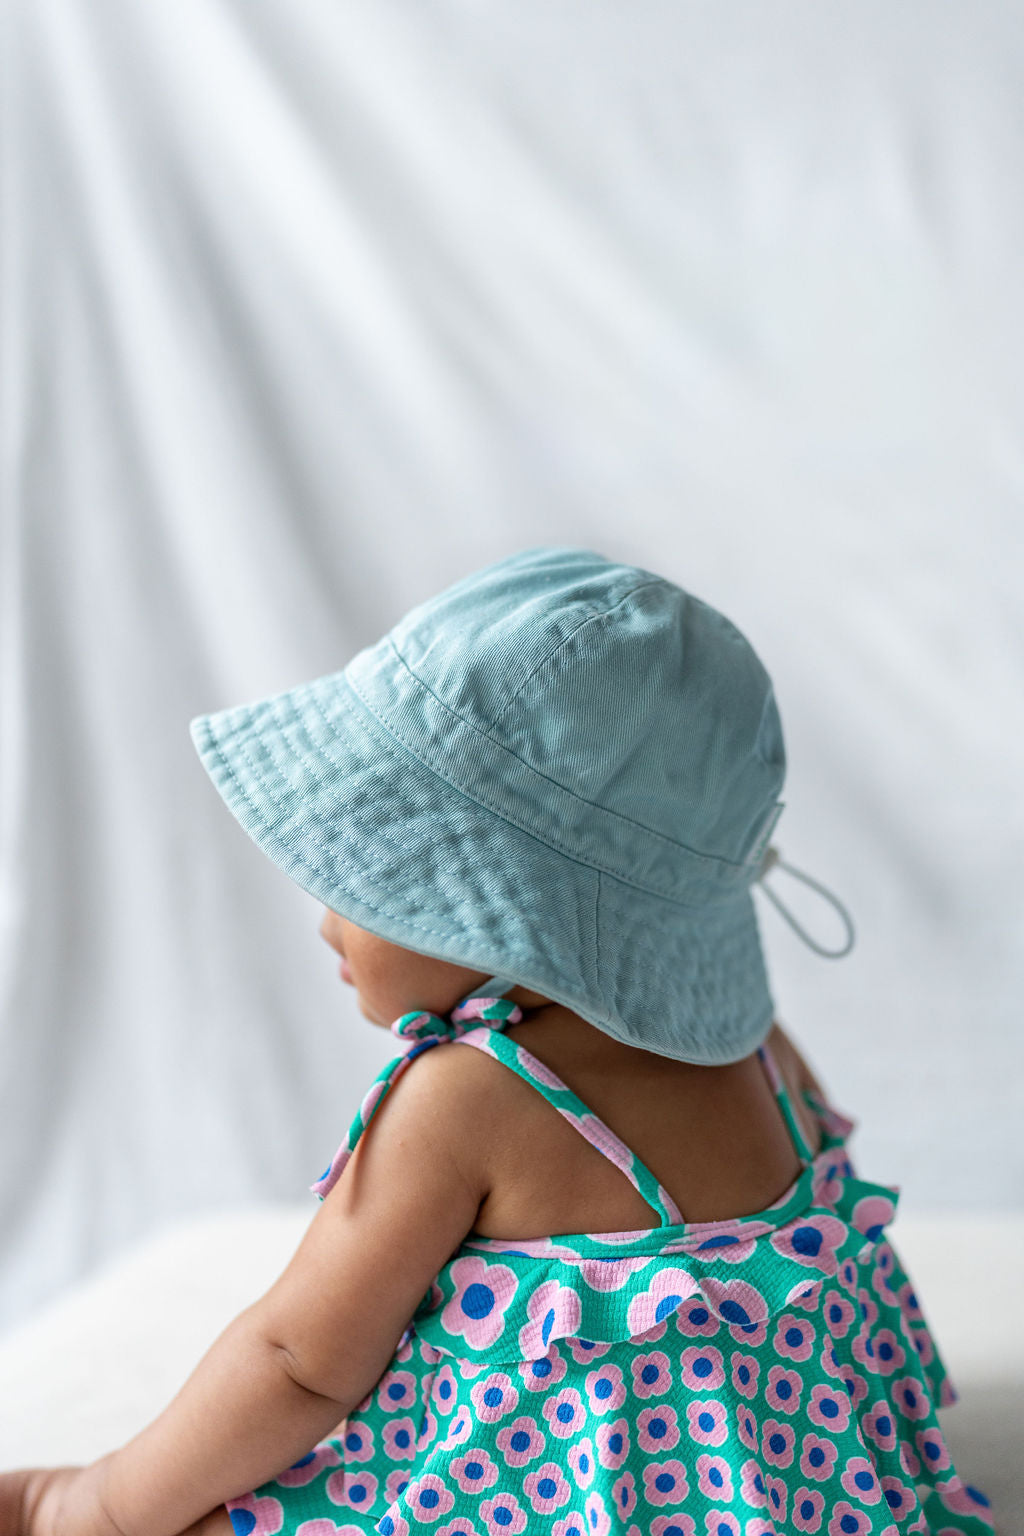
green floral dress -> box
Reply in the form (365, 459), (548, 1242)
(225, 994), (994, 1536)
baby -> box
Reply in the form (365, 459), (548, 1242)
(2, 547), (994, 1536)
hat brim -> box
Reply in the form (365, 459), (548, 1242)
(190, 670), (775, 1064)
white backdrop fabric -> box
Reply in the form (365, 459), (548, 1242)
(2, 0), (1023, 1331)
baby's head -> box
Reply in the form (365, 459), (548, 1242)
(191, 546), (790, 1065)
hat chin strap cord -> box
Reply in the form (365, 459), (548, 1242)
(754, 846), (856, 959)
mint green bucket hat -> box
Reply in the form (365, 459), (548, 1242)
(190, 546), (853, 1064)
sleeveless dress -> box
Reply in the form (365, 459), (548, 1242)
(225, 994), (994, 1536)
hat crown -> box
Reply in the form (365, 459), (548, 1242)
(379, 547), (784, 870)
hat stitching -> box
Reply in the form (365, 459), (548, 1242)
(349, 650), (752, 894)
(319, 677), (747, 910)
(488, 577), (668, 727)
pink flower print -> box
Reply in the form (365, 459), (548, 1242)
(686, 1398), (727, 1448)
(442, 1258), (518, 1350)
(518, 1345), (567, 1393)
(495, 1415), (545, 1468)
(822, 1288), (857, 1338)
(611, 1471), (638, 1520)
(915, 1424), (952, 1474)
(861, 1402), (897, 1454)
(793, 1488), (826, 1533)
(771, 1215), (847, 1275)
(899, 1441), (921, 1479)
(675, 1297), (721, 1337)
(585, 1362), (626, 1413)
(384, 1470), (412, 1505)
(765, 1364), (803, 1415)
(633, 1349), (672, 1397)
(869, 1241), (898, 1299)
(896, 1278), (923, 1321)
(544, 1386), (587, 1438)
(936, 1477), (994, 1520)
(812, 1158), (845, 1208)
(842, 1365), (869, 1407)
(762, 1417), (796, 1468)
(679, 1344), (725, 1391)
(855, 1288), (880, 1330)
(395, 1334), (415, 1364)
(851, 1193), (897, 1242)
(840, 1456), (882, 1505)
(403, 1474), (455, 1525)
(583, 1491), (612, 1536)
(696, 1454), (733, 1502)
(807, 1382), (851, 1433)
(892, 1375), (930, 1421)
(833, 1255), (856, 1293)
(478, 1493), (527, 1536)
(643, 1459), (690, 1506)
(652, 1519), (697, 1536)
(578, 1254), (655, 1292)
(553, 1519), (589, 1536)
(786, 1277), (824, 1310)
(448, 1449), (499, 1495)
(416, 1409), (439, 1451)
(764, 1474), (787, 1525)
(225, 1495), (283, 1534)
(457, 1359), (486, 1379)
(292, 1522), (366, 1536)
(799, 1431), (838, 1481)
(738, 1458), (768, 1509)
(566, 1336), (612, 1364)
(700, 1278), (770, 1345)
(744, 1523), (778, 1536)
(906, 1323), (935, 1369)
(436, 1522), (479, 1536)
(827, 1501), (872, 1536)
(735, 1401), (759, 1453)
(382, 1418), (417, 1462)
(638, 1404), (681, 1453)
(377, 1370), (417, 1413)
(596, 1417), (630, 1469)
(730, 1351), (759, 1399)
(703, 1515), (740, 1536)
(820, 1338), (843, 1380)
(879, 1475), (916, 1523)
(325, 1469), (378, 1513)
(688, 1227), (758, 1264)
(514, 1043), (564, 1088)
(626, 1266), (700, 1333)
(864, 1328), (905, 1376)
(431, 1364), (459, 1415)
(441, 1411), (472, 1449)
(518, 1278), (582, 1358)
(470, 1372), (519, 1423)
(774, 1313), (816, 1363)
(568, 1436), (597, 1488)
(523, 1461), (572, 1514)
(277, 1443), (343, 1486)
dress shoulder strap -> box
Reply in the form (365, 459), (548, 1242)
(454, 1025), (684, 1228)
(756, 1037), (818, 1165)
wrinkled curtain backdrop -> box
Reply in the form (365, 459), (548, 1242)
(2, 0), (1022, 1330)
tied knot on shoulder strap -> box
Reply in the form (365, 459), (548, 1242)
(391, 995), (524, 1046)
(754, 845), (856, 959)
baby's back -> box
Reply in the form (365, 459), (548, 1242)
(447, 1008), (823, 1240)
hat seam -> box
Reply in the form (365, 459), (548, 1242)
(365, 642), (749, 884)
(334, 672), (745, 909)
(488, 577), (669, 727)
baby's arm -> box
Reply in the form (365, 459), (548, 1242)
(18, 1047), (488, 1536)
